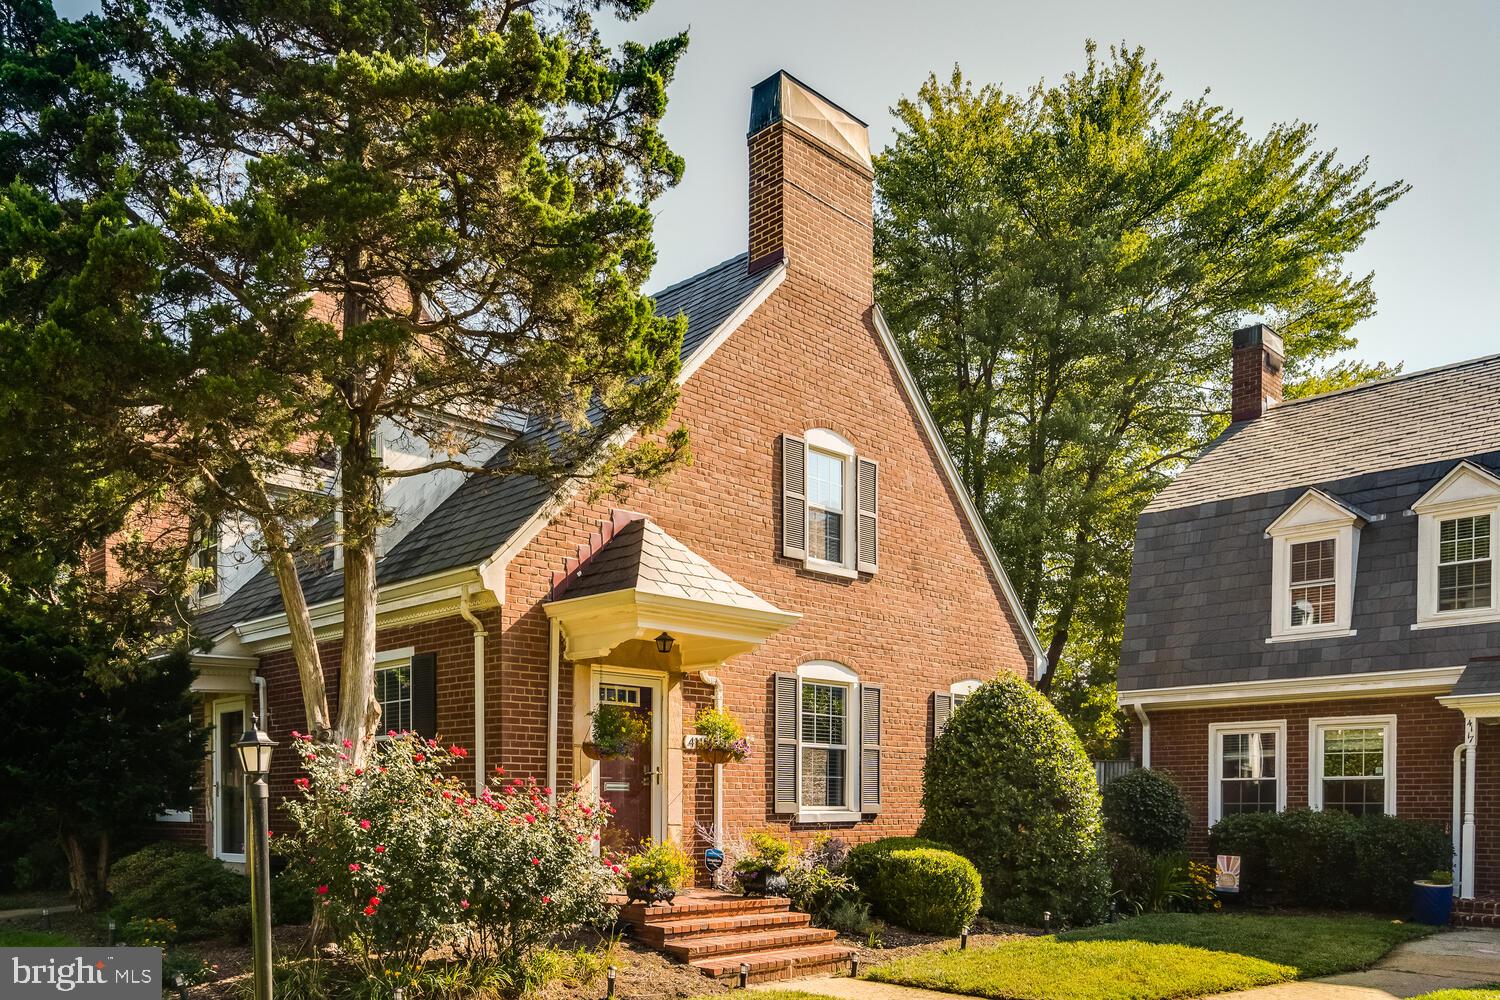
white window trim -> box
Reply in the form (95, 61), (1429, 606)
(796, 660), (861, 823)
(801, 429), (858, 579)
(1414, 494), (1500, 630)
(191, 518), (223, 610)
(1207, 719), (1288, 826)
(950, 679), (983, 712)
(373, 646), (415, 738)
(1308, 714), (1397, 816)
(1266, 496), (1360, 641)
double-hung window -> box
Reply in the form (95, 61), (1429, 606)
(773, 660), (880, 823)
(1289, 539), (1336, 627)
(780, 429), (879, 577)
(1266, 490), (1362, 641)
(375, 650), (415, 734)
(1208, 721), (1286, 825)
(1413, 463), (1500, 628)
(195, 520), (220, 603)
(1310, 716), (1395, 816)
(1438, 514), (1491, 613)
(800, 681), (848, 809)
(806, 450), (846, 566)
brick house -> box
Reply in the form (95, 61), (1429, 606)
(167, 71), (1043, 877)
(1118, 326), (1500, 902)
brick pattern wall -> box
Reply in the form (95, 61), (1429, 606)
(1132, 694), (1500, 894)
(1230, 341), (1283, 423)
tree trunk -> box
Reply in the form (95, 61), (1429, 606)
(263, 520), (333, 741)
(61, 832), (104, 912)
(334, 418), (383, 761)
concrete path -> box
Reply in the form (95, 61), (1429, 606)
(758, 929), (1500, 1000)
(0, 903), (76, 921)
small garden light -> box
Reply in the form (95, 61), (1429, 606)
(655, 632), (675, 654)
(606, 965), (617, 997)
(107, 919), (115, 946)
(739, 961), (750, 988)
(850, 955), (859, 977)
(174, 974), (188, 1000)
(960, 925), (969, 950)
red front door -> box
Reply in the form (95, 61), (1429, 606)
(598, 681), (654, 855)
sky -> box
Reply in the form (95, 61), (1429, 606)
(52, 0), (1500, 371)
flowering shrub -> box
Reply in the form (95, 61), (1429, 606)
(278, 732), (619, 978)
(622, 839), (691, 903)
(691, 707), (750, 763)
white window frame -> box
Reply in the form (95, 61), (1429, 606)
(373, 647), (415, 737)
(950, 679), (983, 713)
(1308, 714), (1397, 816)
(796, 660), (861, 823)
(802, 429), (858, 579)
(1207, 720), (1287, 826)
(192, 518), (222, 609)
(1265, 491), (1361, 642)
(1414, 484), (1500, 629)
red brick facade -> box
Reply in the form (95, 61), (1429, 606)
(1130, 694), (1500, 893)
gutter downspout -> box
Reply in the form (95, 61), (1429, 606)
(458, 584), (488, 793)
(546, 618), (560, 804)
(700, 672), (725, 850)
(252, 675), (268, 727)
(1132, 703), (1152, 769)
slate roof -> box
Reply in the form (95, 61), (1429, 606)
(1450, 659), (1500, 699)
(552, 516), (785, 614)
(198, 254), (775, 636)
(1147, 353), (1500, 514)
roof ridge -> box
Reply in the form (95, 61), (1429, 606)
(1270, 350), (1500, 413)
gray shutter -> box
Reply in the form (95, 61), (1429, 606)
(860, 684), (883, 814)
(781, 434), (807, 560)
(932, 691), (952, 742)
(856, 457), (879, 574)
(410, 652), (438, 739)
(774, 672), (800, 814)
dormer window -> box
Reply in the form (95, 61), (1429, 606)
(1266, 489), (1363, 641)
(1412, 462), (1500, 629)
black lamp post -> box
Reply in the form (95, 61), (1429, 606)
(235, 716), (277, 1000)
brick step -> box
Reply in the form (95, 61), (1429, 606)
(1454, 896), (1500, 916)
(664, 926), (839, 960)
(690, 942), (858, 984)
(617, 892), (789, 926)
(635, 909), (813, 946)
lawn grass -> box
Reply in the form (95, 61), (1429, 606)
(0, 930), (79, 946)
(1061, 912), (1435, 978)
(1407, 990), (1500, 1000)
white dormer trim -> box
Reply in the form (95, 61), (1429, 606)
(1265, 489), (1362, 642)
(1411, 462), (1500, 630)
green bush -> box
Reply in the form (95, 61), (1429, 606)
(1102, 769), (1190, 854)
(878, 848), (983, 935)
(108, 844), (246, 940)
(918, 675), (1109, 926)
(783, 836), (856, 920)
(846, 836), (944, 893)
(1210, 808), (1450, 912)
(623, 839), (690, 900)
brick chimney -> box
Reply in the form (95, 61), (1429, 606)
(747, 71), (873, 303)
(1231, 323), (1285, 422)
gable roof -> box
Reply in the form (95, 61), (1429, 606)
(1147, 353), (1500, 514)
(197, 254), (777, 636)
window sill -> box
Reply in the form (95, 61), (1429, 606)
(1266, 628), (1356, 644)
(1412, 610), (1500, 631)
(157, 810), (193, 824)
(796, 809), (862, 824)
(802, 559), (859, 580)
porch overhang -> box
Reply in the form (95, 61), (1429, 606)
(190, 652), (259, 695)
(1437, 659), (1500, 718)
(544, 588), (800, 670)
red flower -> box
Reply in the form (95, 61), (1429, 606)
(349, 863), (361, 872)
(369, 896), (381, 906)
(342, 738), (353, 749)
(495, 802), (507, 812)
(426, 739), (438, 749)
(306, 753), (318, 761)
(530, 857), (540, 866)
(376, 885), (387, 894)
(387, 730), (397, 737)
(317, 885), (329, 895)
(359, 819), (371, 830)
(294, 778), (309, 789)
(363, 905), (376, 916)
(577, 835), (585, 843)
(413, 754), (426, 763)
(460, 899), (470, 909)
(375, 845), (386, 854)
(354, 768), (363, 776)
(523, 814), (536, 824)
(449, 745), (467, 758)
(542, 896), (552, 904)
(495, 766), (506, 775)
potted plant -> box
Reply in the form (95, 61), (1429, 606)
(623, 839), (691, 904)
(1411, 868), (1454, 926)
(582, 703), (650, 760)
(690, 707), (751, 765)
(733, 830), (792, 898)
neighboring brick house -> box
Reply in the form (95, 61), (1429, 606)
(1118, 326), (1500, 900)
(170, 71), (1044, 874)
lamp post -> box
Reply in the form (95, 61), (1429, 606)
(235, 715), (277, 1000)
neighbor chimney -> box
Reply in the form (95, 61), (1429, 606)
(746, 71), (873, 303)
(1231, 324), (1284, 422)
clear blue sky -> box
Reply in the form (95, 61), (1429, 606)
(53, 0), (1500, 370)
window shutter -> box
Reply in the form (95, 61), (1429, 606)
(781, 434), (807, 560)
(856, 457), (879, 574)
(773, 672), (800, 814)
(410, 652), (438, 739)
(860, 684), (883, 814)
(932, 691), (953, 742)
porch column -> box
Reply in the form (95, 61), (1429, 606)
(1462, 714), (1478, 900)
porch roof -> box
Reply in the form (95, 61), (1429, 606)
(1451, 659), (1500, 699)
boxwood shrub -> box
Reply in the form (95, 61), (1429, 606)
(1210, 808), (1450, 911)
(847, 837), (980, 935)
(1102, 769), (1190, 854)
(108, 844), (247, 940)
(918, 675), (1109, 926)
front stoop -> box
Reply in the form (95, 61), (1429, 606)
(1453, 896), (1500, 927)
(616, 890), (856, 983)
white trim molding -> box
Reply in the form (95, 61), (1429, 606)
(1411, 461), (1500, 631)
(1119, 664), (1465, 711)
(1265, 489), (1363, 642)
(1208, 719), (1288, 826)
(1307, 714), (1398, 816)
(795, 660), (863, 824)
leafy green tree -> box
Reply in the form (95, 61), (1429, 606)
(875, 46), (1404, 752)
(0, 580), (207, 912)
(0, 0), (690, 755)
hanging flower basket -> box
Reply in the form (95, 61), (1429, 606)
(689, 707), (751, 764)
(584, 704), (650, 761)
(581, 741), (607, 761)
(697, 747), (739, 766)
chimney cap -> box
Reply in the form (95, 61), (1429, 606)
(1232, 323), (1284, 357)
(749, 70), (870, 168)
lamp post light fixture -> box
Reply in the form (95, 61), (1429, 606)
(235, 715), (278, 1000)
(655, 632), (675, 654)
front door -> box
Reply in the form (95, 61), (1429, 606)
(213, 701), (247, 863)
(597, 676), (661, 855)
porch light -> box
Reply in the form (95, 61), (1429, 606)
(655, 632), (675, 654)
(234, 716), (278, 776)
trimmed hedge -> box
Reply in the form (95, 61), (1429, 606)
(848, 837), (980, 935)
(108, 844), (246, 940)
(1210, 808), (1450, 912)
(919, 675), (1109, 926)
(1102, 769), (1190, 854)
